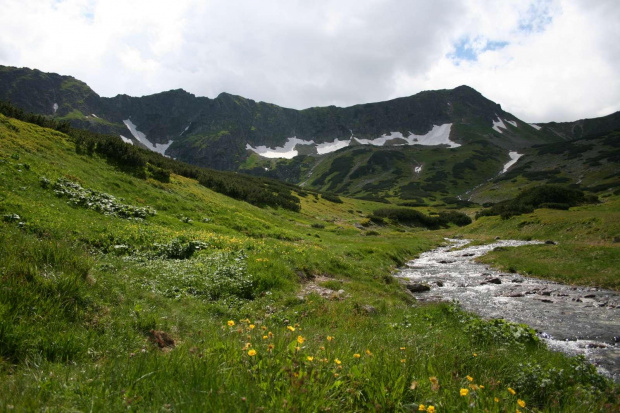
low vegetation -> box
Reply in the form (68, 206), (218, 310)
(0, 110), (618, 411)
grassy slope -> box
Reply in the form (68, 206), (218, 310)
(449, 199), (620, 290)
(0, 114), (618, 411)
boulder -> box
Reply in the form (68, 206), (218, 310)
(405, 283), (431, 293)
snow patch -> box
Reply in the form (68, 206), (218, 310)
(53, 103), (58, 113)
(119, 135), (133, 145)
(180, 123), (191, 136)
(492, 117), (507, 133)
(123, 119), (172, 156)
(246, 123), (458, 159)
(91, 114), (99, 118)
(506, 120), (517, 127)
(246, 137), (315, 159)
(530, 123), (542, 130)
(414, 165), (423, 173)
(501, 151), (522, 173)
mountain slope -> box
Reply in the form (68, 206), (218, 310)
(0, 65), (559, 171)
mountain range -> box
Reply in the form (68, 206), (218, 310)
(1, 65), (618, 203)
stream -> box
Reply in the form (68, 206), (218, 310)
(396, 239), (620, 381)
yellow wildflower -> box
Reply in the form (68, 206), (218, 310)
(334, 358), (341, 365)
(494, 397), (499, 403)
(268, 331), (273, 338)
(334, 373), (339, 377)
(427, 407), (435, 413)
(419, 404), (426, 411)
(297, 335), (305, 344)
(353, 353), (361, 359)
(466, 375), (473, 382)
(400, 347), (406, 350)
(287, 326), (295, 332)
(508, 387), (516, 395)
(479, 385), (484, 389)
(366, 349), (373, 356)
(262, 335), (268, 340)
(400, 359), (406, 363)
(460, 388), (469, 397)
(243, 342), (251, 350)
(248, 349), (257, 356)
(268, 343), (274, 352)
(320, 346), (325, 351)
(249, 324), (255, 330)
(327, 336), (334, 341)
(227, 320), (235, 327)
(473, 353), (478, 357)
(517, 399), (525, 408)
(261, 326), (267, 330)
(307, 356), (314, 361)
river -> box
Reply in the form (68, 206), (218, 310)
(396, 239), (620, 382)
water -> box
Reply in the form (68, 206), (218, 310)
(396, 239), (620, 381)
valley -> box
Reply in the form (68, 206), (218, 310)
(0, 67), (619, 411)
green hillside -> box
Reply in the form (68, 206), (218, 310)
(1, 107), (618, 410)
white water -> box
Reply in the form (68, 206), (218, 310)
(397, 239), (620, 381)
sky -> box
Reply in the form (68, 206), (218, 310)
(0, 0), (618, 123)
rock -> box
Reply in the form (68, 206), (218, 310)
(507, 293), (524, 298)
(540, 291), (551, 296)
(361, 305), (377, 315)
(545, 240), (557, 245)
(437, 259), (455, 264)
(485, 278), (502, 285)
(584, 294), (596, 298)
(495, 236), (501, 240)
(586, 343), (607, 349)
(511, 278), (524, 283)
(405, 283), (431, 293)
(148, 330), (175, 349)
(539, 299), (553, 303)
(461, 253), (475, 257)
(435, 281), (444, 287)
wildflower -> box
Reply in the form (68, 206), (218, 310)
(473, 353), (478, 357)
(261, 326), (267, 330)
(479, 385), (484, 389)
(400, 359), (406, 363)
(268, 343), (274, 352)
(460, 388), (469, 396)
(400, 347), (406, 350)
(287, 326), (295, 332)
(268, 331), (273, 338)
(419, 404), (426, 411)
(429, 376), (440, 391)
(494, 397), (499, 403)
(249, 324), (255, 330)
(427, 407), (435, 413)
(366, 349), (373, 356)
(327, 336), (334, 342)
(307, 356), (314, 361)
(297, 335), (305, 344)
(517, 399), (526, 408)
(353, 353), (361, 358)
(320, 346), (325, 351)
(469, 384), (480, 391)
(295, 346), (300, 352)
(248, 349), (257, 356)
(508, 387), (516, 395)
(262, 335), (268, 340)
(243, 342), (252, 350)
(466, 375), (473, 382)
(334, 358), (341, 365)
(227, 320), (235, 327)
(334, 373), (339, 377)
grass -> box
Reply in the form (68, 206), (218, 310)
(0, 113), (618, 411)
(451, 200), (620, 289)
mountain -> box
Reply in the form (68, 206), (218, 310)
(0, 65), (556, 166)
(1, 65), (618, 204)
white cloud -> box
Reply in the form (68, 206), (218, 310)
(0, 0), (618, 122)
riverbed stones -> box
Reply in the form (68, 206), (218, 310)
(545, 240), (557, 245)
(405, 283), (431, 293)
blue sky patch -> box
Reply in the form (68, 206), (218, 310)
(449, 37), (509, 64)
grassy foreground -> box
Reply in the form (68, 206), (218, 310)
(0, 114), (618, 411)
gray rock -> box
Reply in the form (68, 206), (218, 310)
(405, 283), (431, 293)
(545, 240), (557, 245)
(361, 305), (377, 315)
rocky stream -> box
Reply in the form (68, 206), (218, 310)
(397, 239), (620, 382)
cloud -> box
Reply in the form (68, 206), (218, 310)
(0, 0), (618, 122)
